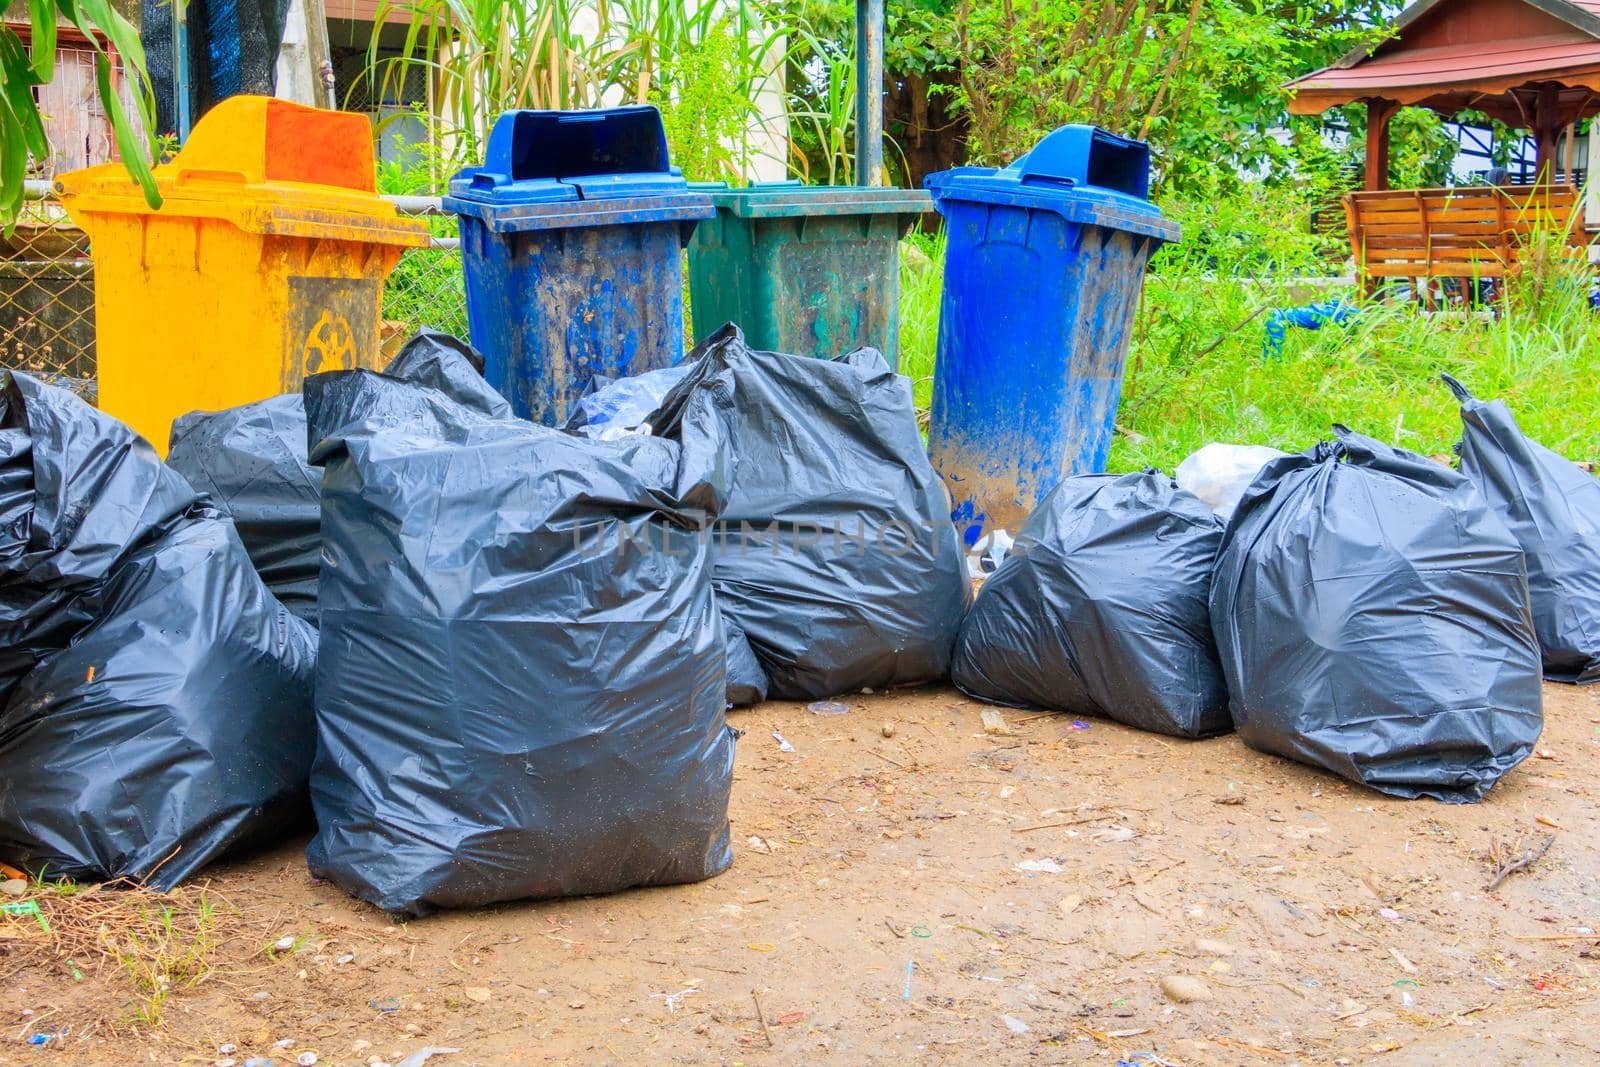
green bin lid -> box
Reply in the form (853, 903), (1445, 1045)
(692, 180), (933, 219)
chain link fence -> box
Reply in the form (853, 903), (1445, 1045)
(1, 182), (98, 400)
(381, 197), (470, 342)
(1, 186), (468, 400)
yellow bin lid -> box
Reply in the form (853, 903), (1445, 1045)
(56, 96), (431, 247)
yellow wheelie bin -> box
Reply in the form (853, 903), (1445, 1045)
(56, 95), (429, 453)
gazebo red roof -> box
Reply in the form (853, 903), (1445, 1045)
(1288, 0), (1600, 124)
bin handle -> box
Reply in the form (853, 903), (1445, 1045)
(468, 172), (511, 191)
(174, 168), (250, 186)
(1019, 174), (1079, 189)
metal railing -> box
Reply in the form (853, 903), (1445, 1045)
(0, 186), (469, 400)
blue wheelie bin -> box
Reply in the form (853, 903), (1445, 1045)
(443, 106), (714, 426)
(924, 126), (1179, 545)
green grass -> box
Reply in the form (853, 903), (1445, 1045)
(897, 194), (1600, 471)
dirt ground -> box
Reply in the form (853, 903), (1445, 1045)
(7, 682), (1600, 1067)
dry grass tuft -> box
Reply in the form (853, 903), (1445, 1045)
(0, 874), (284, 1037)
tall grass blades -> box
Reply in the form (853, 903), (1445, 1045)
(367, 0), (789, 180)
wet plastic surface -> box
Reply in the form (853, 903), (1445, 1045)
(1210, 426), (1543, 802)
(0, 373), (317, 888)
(302, 345), (734, 915)
(1447, 374), (1600, 684)
(648, 325), (971, 701)
(952, 470), (1229, 738)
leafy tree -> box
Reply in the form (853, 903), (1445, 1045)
(1, 0), (158, 226)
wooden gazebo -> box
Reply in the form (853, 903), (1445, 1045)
(1289, 0), (1600, 294)
(1289, 0), (1600, 190)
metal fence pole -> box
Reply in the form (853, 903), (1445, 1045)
(855, 0), (885, 187)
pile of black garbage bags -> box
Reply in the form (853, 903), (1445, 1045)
(1, 326), (1580, 910)
(954, 379), (1597, 805)
(0, 324), (974, 912)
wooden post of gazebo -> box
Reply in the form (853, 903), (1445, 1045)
(1365, 99), (1396, 191)
(1535, 83), (1561, 180)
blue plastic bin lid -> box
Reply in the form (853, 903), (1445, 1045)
(447, 106), (691, 205)
(924, 125), (1179, 243)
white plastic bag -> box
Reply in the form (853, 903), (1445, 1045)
(1176, 443), (1288, 522)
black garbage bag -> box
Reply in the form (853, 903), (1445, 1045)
(0, 373), (317, 888)
(382, 328), (514, 420)
(647, 325), (971, 701)
(721, 615), (769, 707)
(1210, 426), (1542, 802)
(164, 331), (511, 623)
(168, 394), (321, 620)
(302, 355), (735, 916)
(951, 471), (1229, 738)
(1445, 374), (1600, 683)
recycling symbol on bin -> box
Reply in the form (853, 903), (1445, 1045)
(300, 308), (359, 375)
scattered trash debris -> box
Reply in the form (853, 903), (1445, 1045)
(980, 710), (1013, 736)
(806, 701), (850, 716)
(1211, 426), (1542, 801)
(1175, 442), (1289, 521)
(903, 961), (915, 1000)
(1016, 858), (1065, 874)
(966, 528), (1014, 578)
(1159, 975), (1213, 1003)
(394, 1049), (460, 1067)
(649, 987), (701, 1013)
(953, 471), (1230, 739)
(1262, 299), (1357, 359)
(773, 732), (796, 753)
(566, 363), (692, 440)
(1, 900), (47, 931)
(273, 936), (296, 952)
(1002, 1014), (1030, 1034)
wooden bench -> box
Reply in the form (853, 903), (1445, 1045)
(1343, 184), (1588, 301)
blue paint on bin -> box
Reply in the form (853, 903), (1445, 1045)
(443, 106), (714, 426)
(924, 126), (1179, 545)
